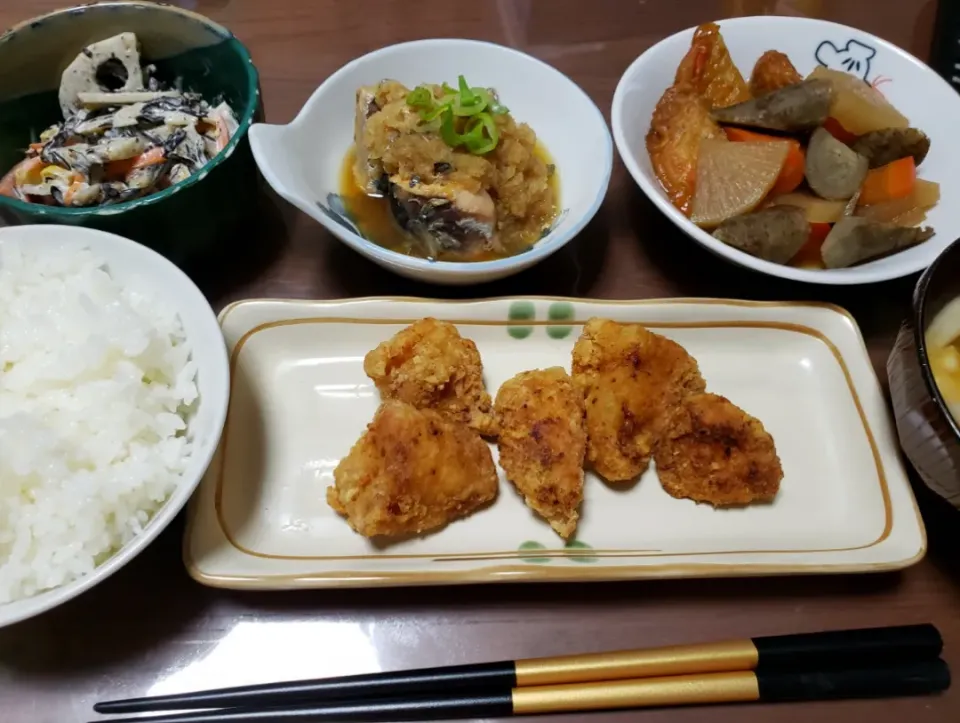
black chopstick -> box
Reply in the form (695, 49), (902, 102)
(93, 624), (941, 714)
(89, 659), (950, 723)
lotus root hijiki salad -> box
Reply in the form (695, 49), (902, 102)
(0, 32), (239, 208)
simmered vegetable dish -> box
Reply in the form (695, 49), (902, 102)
(646, 22), (938, 269)
(0, 33), (238, 208)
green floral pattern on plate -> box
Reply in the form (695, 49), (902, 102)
(547, 301), (575, 339)
(518, 540), (551, 563)
(516, 539), (597, 564)
(564, 539), (599, 563)
(508, 301), (535, 339)
(506, 301), (579, 339)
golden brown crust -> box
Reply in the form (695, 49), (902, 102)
(494, 367), (586, 539)
(646, 85), (726, 216)
(674, 22), (751, 109)
(655, 393), (783, 506)
(363, 318), (497, 436)
(571, 319), (705, 483)
(328, 400), (499, 537)
(749, 50), (803, 97)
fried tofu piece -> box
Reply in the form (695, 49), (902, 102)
(572, 319), (706, 483)
(646, 85), (726, 215)
(364, 318), (497, 436)
(749, 50), (803, 97)
(655, 393), (782, 506)
(674, 22), (751, 109)
(494, 368), (586, 539)
(328, 400), (498, 537)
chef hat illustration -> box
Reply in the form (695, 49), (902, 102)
(815, 39), (877, 81)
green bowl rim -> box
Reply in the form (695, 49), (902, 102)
(0, 1), (260, 218)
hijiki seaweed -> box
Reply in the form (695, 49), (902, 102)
(0, 32), (238, 207)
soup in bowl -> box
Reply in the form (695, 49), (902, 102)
(888, 235), (960, 507)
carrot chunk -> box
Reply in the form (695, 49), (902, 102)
(858, 157), (916, 206)
(724, 127), (805, 194)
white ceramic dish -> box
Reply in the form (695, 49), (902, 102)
(185, 297), (925, 589)
(611, 17), (960, 285)
(0, 225), (229, 628)
(249, 39), (612, 285)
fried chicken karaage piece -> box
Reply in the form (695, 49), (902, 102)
(749, 50), (803, 97)
(674, 22), (751, 109)
(363, 318), (497, 436)
(572, 319), (705, 483)
(646, 85), (726, 215)
(655, 393), (782, 506)
(494, 368), (586, 539)
(328, 400), (499, 537)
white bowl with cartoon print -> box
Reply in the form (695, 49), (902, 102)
(612, 17), (960, 285)
(249, 39), (613, 286)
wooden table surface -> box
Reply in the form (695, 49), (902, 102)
(2, 1), (960, 722)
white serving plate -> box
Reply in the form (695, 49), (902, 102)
(184, 297), (925, 588)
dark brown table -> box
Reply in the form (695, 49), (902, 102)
(2, 2), (959, 722)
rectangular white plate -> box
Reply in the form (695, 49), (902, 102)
(184, 298), (926, 588)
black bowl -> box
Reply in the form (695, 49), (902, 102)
(888, 235), (960, 507)
(0, 2), (262, 266)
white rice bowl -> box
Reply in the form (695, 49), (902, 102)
(0, 225), (228, 627)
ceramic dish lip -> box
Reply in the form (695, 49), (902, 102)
(611, 15), (957, 286)
(250, 37), (613, 276)
(0, 1), (260, 220)
(0, 224), (230, 628)
(911, 234), (960, 445)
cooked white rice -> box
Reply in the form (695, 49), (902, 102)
(0, 240), (197, 603)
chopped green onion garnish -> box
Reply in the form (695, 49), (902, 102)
(457, 75), (475, 104)
(420, 102), (449, 122)
(452, 88), (490, 116)
(406, 86), (434, 109)
(464, 112), (498, 155)
(408, 76), (506, 155)
(440, 108), (462, 148)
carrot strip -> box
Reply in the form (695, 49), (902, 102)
(0, 172), (16, 198)
(723, 127), (780, 143)
(724, 127), (804, 194)
(215, 115), (231, 152)
(63, 180), (84, 206)
(791, 222), (832, 268)
(104, 147), (166, 182)
(822, 117), (858, 145)
(103, 158), (135, 181)
(771, 143), (804, 195)
(0, 157), (44, 198)
(858, 157), (916, 206)
(132, 147), (166, 169)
